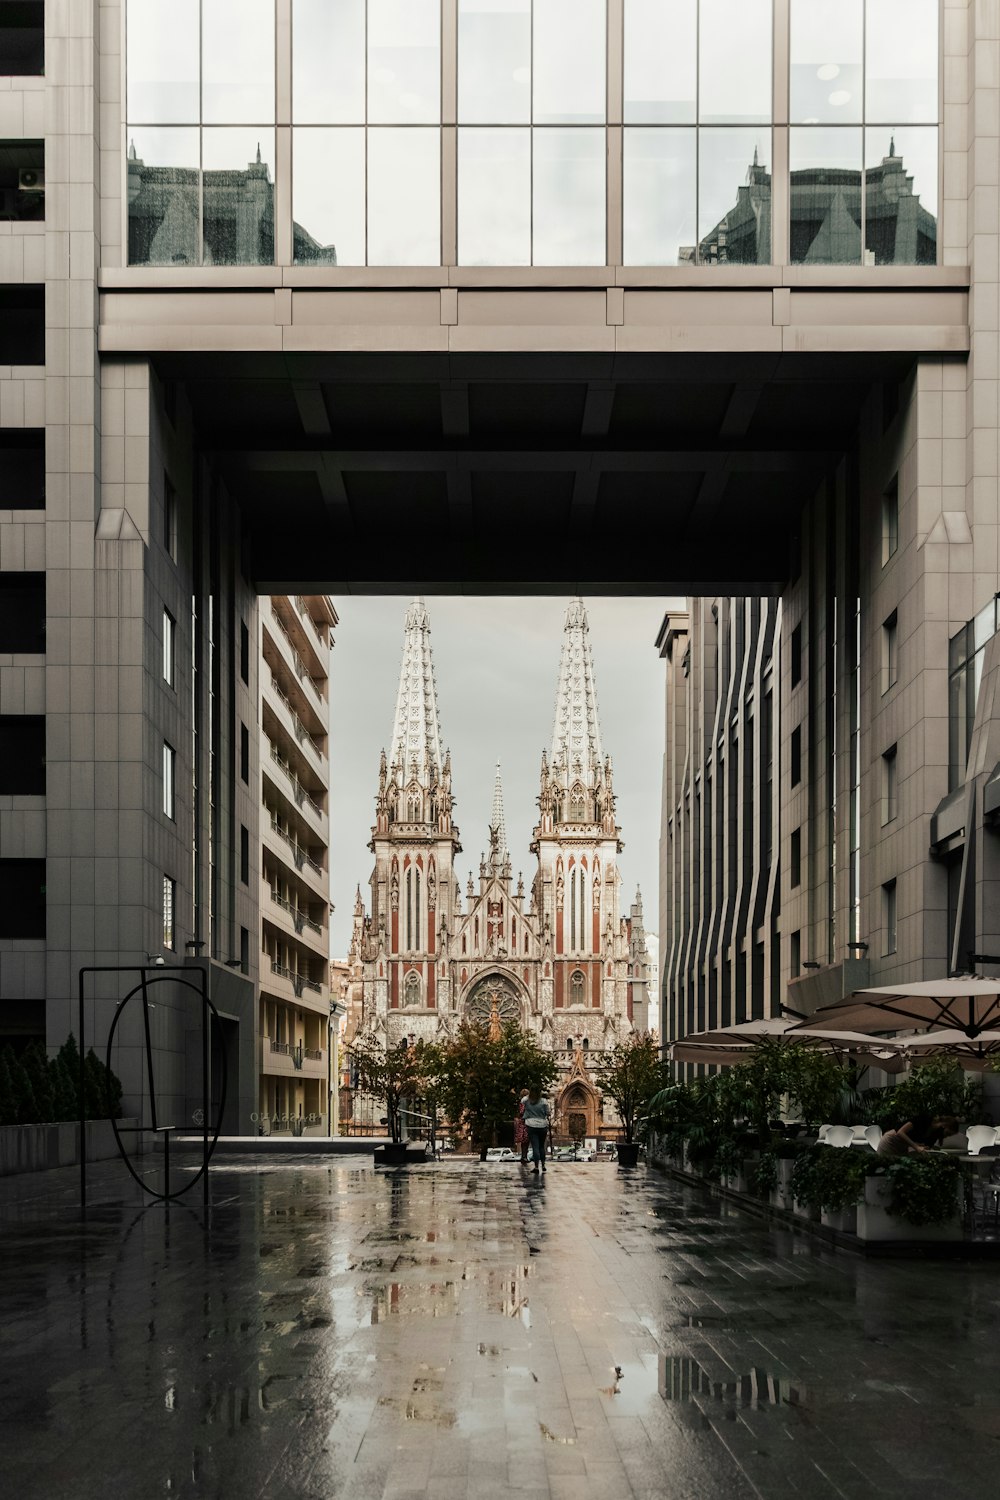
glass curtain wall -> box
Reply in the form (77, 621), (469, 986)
(789, 0), (938, 265)
(126, 0), (940, 269)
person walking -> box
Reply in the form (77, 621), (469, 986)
(523, 1089), (550, 1174)
(515, 1089), (530, 1165)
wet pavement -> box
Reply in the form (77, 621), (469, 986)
(3, 1156), (1000, 1500)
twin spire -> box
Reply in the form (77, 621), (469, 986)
(388, 596), (444, 789)
(549, 595), (604, 784)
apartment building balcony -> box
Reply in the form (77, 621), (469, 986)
(261, 876), (328, 960)
(264, 601), (328, 718)
(262, 669), (327, 771)
(260, 1035), (327, 1079)
(262, 816), (328, 900)
(292, 595), (334, 661)
(260, 956), (329, 1015)
(262, 738), (328, 841)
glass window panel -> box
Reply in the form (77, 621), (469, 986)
(458, 0), (530, 124)
(866, 0), (939, 124)
(293, 128), (365, 264)
(532, 127), (605, 265)
(202, 129), (276, 265)
(368, 0), (441, 124)
(864, 126), (937, 264)
(623, 128), (696, 265)
(368, 128), (441, 264)
(127, 127), (200, 265)
(458, 128), (530, 264)
(126, 0), (200, 123)
(293, 0), (365, 124)
(202, 0), (275, 123)
(533, 0), (606, 125)
(789, 0), (862, 124)
(699, 0), (773, 124)
(623, 0), (696, 124)
(789, 127), (862, 263)
(698, 128), (771, 263)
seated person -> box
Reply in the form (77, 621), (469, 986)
(876, 1113), (958, 1161)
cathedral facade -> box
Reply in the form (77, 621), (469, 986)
(348, 598), (647, 1141)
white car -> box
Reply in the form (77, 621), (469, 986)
(485, 1147), (518, 1161)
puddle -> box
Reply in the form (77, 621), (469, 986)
(659, 1356), (807, 1413)
(366, 1281), (459, 1322)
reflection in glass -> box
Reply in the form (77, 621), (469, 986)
(533, 0), (606, 125)
(202, 129), (275, 264)
(368, 128), (440, 264)
(697, 129), (771, 264)
(864, 127), (937, 264)
(127, 127), (200, 265)
(624, 0), (696, 124)
(368, 0), (441, 124)
(533, 128), (605, 265)
(623, 129), (696, 264)
(789, 0), (862, 124)
(458, 0), (531, 124)
(699, 0), (772, 124)
(202, 0), (275, 123)
(126, 0), (199, 123)
(458, 129), (530, 264)
(293, 0), (365, 123)
(789, 127), (862, 262)
(866, 0), (939, 124)
(293, 129), (365, 264)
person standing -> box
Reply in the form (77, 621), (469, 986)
(523, 1089), (550, 1174)
(515, 1089), (530, 1165)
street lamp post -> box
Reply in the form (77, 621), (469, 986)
(329, 998), (346, 1137)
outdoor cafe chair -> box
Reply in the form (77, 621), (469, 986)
(817, 1124), (833, 1141)
(824, 1125), (855, 1149)
(966, 1125), (1000, 1156)
(863, 1125), (883, 1151)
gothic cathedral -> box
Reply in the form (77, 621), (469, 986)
(349, 598), (647, 1141)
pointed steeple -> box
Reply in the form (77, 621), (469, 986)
(490, 762), (509, 863)
(388, 598), (445, 791)
(549, 597), (604, 784)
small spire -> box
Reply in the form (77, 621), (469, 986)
(128, 138), (137, 161)
(490, 762), (509, 863)
(889, 134), (895, 157)
(753, 144), (759, 168)
(256, 141), (262, 165)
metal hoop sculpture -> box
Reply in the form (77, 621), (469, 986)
(105, 973), (227, 1202)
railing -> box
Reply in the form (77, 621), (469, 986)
(268, 1038), (292, 1056)
(303, 1047), (324, 1062)
(267, 816), (325, 879)
(294, 596), (328, 652)
(269, 887), (324, 937)
(268, 672), (324, 761)
(268, 743), (324, 821)
(269, 959), (325, 1000)
(269, 604), (327, 709)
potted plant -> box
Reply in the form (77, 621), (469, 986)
(435, 1020), (557, 1160)
(855, 1154), (966, 1242)
(596, 1032), (666, 1167)
(789, 1142), (866, 1227)
(348, 1032), (437, 1164)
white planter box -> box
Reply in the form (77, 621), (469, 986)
(821, 1205), (858, 1234)
(856, 1175), (962, 1243)
(769, 1158), (796, 1212)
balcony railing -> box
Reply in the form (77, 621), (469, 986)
(294, 596), (328, 652)
(267, 817), (325, 879)
(267, 742), (324, 821)
(269, 959), (324, 999)
(269, 604), (326, 709)
(270, 887), (324, 937)
(268, 672), (324, 761)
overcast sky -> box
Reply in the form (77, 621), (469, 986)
(327, 595), (675, 958)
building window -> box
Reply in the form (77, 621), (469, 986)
(882, 879), (897, 955)
(0, 429), (45, 508)
(162, 608), (175, 686)
(0, 715), (45, 795)
(570, 969), (586, 1006)
(0, 139), (44, 222)
(240, 824), (249, 884)
(790, 725), (802, 786)
(162, 874), (176, 949)
(405, 866), (421, 952)
(0, 572), (45, 652)
(162, 741), (175, 818)
(882, 609), (898, 693)
(881, 744), (897, 825)
(948, 598), (1000, 791)
(790, 623), (802, 688)
(622, 0), (772, 267)
(0, 3), (44, 75)
(0, 858), (46, 938)
(790, 827), (801, 888)
(163, 476), (177, 560)
(404, 970), (421, 1007)
(882, 475), (898, 564)
(240, 619), (250, 684)
(790, 929), (801, 978)
(240, 721), (249, 783)
(240, 925), (250, 972)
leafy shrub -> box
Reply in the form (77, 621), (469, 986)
(884, 1153), (965, 1226)
(0, 1036), (123, 1125)
(790, 1144), (867, 1213)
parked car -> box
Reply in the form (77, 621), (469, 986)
(485, 1147), (518, 1161)
(553, 1145), (594, 1162)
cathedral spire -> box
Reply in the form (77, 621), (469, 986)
(490, 762), (509, 863)
(549, 596), (604, 782)
(388, 598), (445, 790)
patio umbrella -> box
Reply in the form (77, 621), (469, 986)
(670, 1018), (905, 1072)
(792, 978), (1000, 1040)
(900, 1029), (1000, 1071)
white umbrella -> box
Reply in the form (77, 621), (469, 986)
(901, 1029), (1000, 1071)
(670, 1018), (905, 1072)
(794, 978), (1000, 1040)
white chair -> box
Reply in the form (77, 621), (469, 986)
(817, 1124), (833, 1142)
(966, 1125), (999, 1156)
(824, 1125), (855, 1149)
(863, 1125), (883, 1151)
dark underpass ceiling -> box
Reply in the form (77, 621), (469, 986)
(160, 350), (918, 595)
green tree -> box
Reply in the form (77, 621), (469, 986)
(0, 1048), (16, 1127)
(594, 1032), (667, 1144)
(22, 1042), (54, 1123)
(436, 1021), (558, 1158)
(348, 1032), (439, 1143)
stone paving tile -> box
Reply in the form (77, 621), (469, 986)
(3, 1155), (1000, 1497)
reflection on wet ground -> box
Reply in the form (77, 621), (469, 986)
(3, 1157), (1000, 1498)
